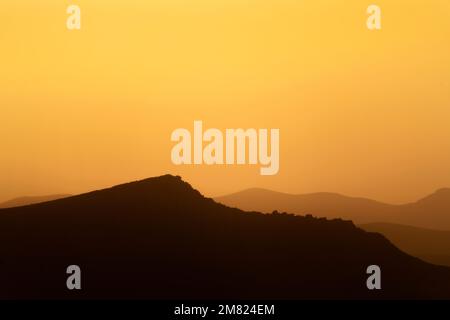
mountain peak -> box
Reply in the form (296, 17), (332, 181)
(92, 174), (193, 194)
(416, 188), (450, 206)
(0, 174), (206, 213)
(120, 174), (183, 185)
(80, 174), (206, 208)
(434, 187), (450, 194)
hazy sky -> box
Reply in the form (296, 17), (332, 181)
(1, 0), (449, 203)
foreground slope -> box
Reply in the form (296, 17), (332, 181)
(360, 223), (450, 267)
(0, 175), (449, 299)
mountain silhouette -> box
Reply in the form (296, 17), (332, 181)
(1, 175), (450, 299)
(215, 188), (450, 230)
(360, 223), (450, 267)
(0, 194), (71, 209)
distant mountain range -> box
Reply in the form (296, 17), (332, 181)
(215, 188), (450, 230)
(0, 194), (71, 208)
(1, 175), (450, 299)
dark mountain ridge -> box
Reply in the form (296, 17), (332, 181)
(1, 175), (450, 299)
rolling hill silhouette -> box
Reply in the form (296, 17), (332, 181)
(1, 175), (450, 299)
(215, 188), (450, 230)
(360, 223), (450, 267)
(0, 194), (71, 209)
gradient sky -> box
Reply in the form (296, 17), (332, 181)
(1, 0), (449, 203)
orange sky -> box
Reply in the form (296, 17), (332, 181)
(1, 0), (450, 204)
